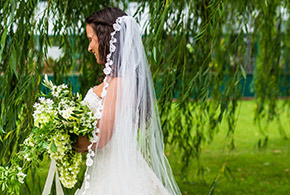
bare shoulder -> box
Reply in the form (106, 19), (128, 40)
(104, 76), (120, 87)
(108, 77), (121, 93)
(93, 83), (104, 98)
(92, 77), (120, 97)
(109, 77), (119, 85)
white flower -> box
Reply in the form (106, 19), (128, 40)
(47, 131), (71, 160)
(17, 171), (27, 184)
(32, 97), (55, 128)
(56, 152), (82, 188)
(28, 78), (101, 189)
(57, 98), (75, 120)
(43, 74), (54, 88)
(60, 107), (74, 119)
(76, 92), (81, 100)
(51, 84), (68, 97)
(39, 97), (54, 107)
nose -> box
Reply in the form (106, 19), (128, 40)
(88, 46), (92, 53)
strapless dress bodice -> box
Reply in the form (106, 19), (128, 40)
(83, 88), (102, 114)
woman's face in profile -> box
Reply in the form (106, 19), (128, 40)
(86, 24), (102, 64)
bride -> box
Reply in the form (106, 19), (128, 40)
(73, 7), (181, 195)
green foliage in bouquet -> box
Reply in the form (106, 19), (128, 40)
(0, 75), (98, 193)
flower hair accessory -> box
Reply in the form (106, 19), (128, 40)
(81, 15), (126, 195)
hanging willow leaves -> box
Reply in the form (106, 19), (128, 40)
(252, 0), (289, 146)
(0, 0), (289, 194)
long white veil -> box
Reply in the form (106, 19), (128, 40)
(78, 16), (181, 195)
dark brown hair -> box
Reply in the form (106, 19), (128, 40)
(85, 7), (127, 64)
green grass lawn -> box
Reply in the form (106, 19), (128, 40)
(21, 100), (290, 195)
(166, 100), (290, 195)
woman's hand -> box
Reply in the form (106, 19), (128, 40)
(72, 82), (104, 153)
(72, 135), (96, 153)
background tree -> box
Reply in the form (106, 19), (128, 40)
(0, 0), (289, 194)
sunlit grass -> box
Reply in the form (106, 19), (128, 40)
(166, 100), (290, 195)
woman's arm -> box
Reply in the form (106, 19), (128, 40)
(73, 77), (118, 152)
(97, 77), (118, 148)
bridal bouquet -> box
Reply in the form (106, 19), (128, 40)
(0, 75), (98, 191)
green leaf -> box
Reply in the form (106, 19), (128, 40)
(4, 131), (13, 140)
(9, 48), (18, 80)
(0, 28), (8, 62)
(153, 46), (157, 62)
(42, 142), (48, 149)
(240, 65), (246, 79)
(50, 140), (57, 153)
(0, 125), (5, 134)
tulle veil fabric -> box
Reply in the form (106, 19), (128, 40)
(76, 16), (181, 195)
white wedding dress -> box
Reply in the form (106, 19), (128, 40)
(75, 88), (171, 195)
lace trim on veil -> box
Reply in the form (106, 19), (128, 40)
(81, 15), (126, 195)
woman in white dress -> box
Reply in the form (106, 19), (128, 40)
(73, 7), (182, 195)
